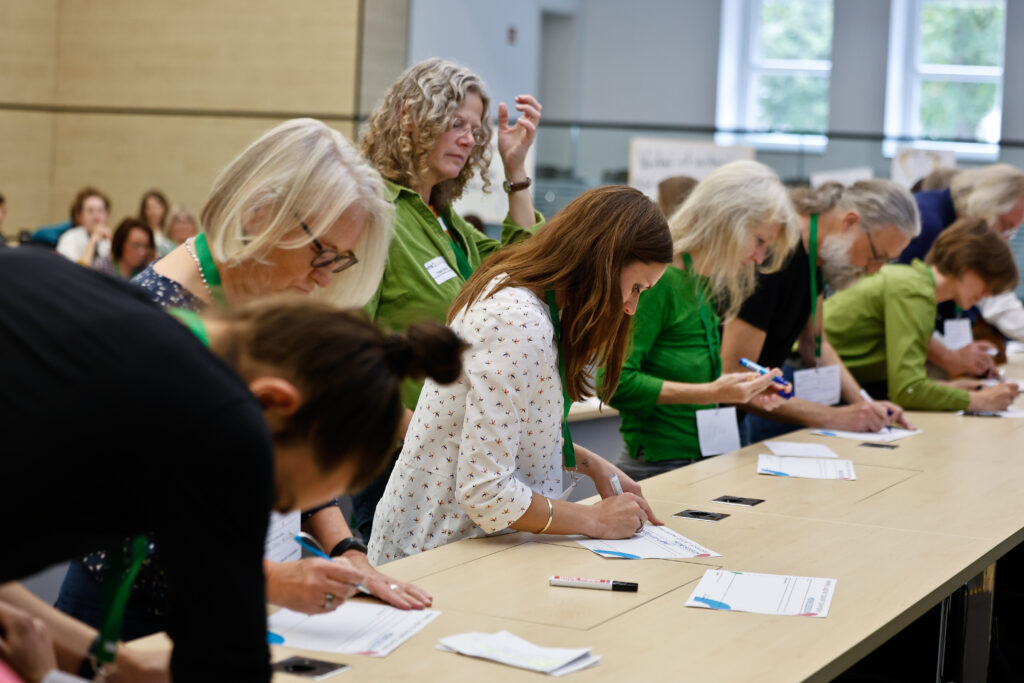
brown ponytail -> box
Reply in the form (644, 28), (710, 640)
(222, 300), (468, 489)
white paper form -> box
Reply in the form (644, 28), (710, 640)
(686, 569), (836, 617)
(757, 454), (856, 480)
(764, 441), (838, 458)
(1006, 340), (1024, 355)
(695, 406), (741, 456)
(437, 631), (600, 677)
(264, 511), (301, 563)
(942, 319), (974, 350)
(267, 602), (440, 657)
(793, 364), (841, 405)
(812, 427), (921, 443)
(575, 524), (721, 559)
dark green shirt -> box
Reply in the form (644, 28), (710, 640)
(366, 180), (542, 408)
(824, 260), (969, 411)
(599, 266), (719, 462)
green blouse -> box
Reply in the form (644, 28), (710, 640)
(599, 265), (720, 463)
(824, 259), (969, 411)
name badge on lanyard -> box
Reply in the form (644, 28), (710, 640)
(943, 318), (973, 350)
(264, 510), (302, 563)
(793, 364), (841, 405)
(696, 406), (741, 457)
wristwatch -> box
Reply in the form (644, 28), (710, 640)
(502, 177), (532, 193)
(330, 536), (368, 557)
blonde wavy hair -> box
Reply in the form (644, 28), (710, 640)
(361, 58), (493, 209)
(201, 118), (393, 307)
(950, 163), (1024, 223)
(669, 160), (799, 320)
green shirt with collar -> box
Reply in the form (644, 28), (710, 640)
(824, 259), (970, 411)
(367, 179), (543, 409)
(597, 265), (719, 463)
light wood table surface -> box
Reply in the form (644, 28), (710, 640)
(133, 357), (1024, 681)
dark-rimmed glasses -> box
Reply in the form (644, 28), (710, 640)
(299, 220), (359, 273)
(862, 225), (897, 265)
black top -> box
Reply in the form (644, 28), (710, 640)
(0, 250), (273, 682)
(737, 241), (823, 368)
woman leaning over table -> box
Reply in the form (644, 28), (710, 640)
(55, 119), (429, 650)
(353, 57), (544, 540)
(825, 217), (1020, 412)
(368, 186), (673, 565)
(599, 160), (799, 480)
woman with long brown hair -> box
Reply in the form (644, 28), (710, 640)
(368, 186), (672, 564)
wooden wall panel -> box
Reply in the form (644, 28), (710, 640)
(358, 0), (409, 116)
(48, 114), (357, 230)
(0, 112), (56, 236)
(0, 0), (58, 103)
(54, 0), (360, 114)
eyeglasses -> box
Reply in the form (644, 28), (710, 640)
(299, 220), (358, 273)
(862, 225), (897, 265)
(449, 117), (486, 146)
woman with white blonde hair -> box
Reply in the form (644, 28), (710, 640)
(599, 160), (799, 480)
(899, 162), (1024, 377)
(57, 118), (427, 651)
(135, 117), (393, 310)
(723, 179), (919, 445)
(353, 57), (543, 540)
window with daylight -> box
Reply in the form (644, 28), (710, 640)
(717, 0), (834, 150)
(885, 0), (1006, 158)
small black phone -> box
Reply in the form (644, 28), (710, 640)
(962, 410), (1003, 417)
(272, 656), (350, 679)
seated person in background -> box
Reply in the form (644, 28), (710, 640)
(92, 218), (154, 280)
(0, 248), (464, 682)
(656, 174), (698, 217)
(601, 161), (797, 480)
(900, 163), (1024, 377)
(909, 165), (959, 194)
(368, 186), (670, 565)
(723, 180), (919, 445)
(825, 217), (1020, 412)
(55, 187), (112, 266)
(138, 189), (174, 258)
(164, 205), (199, 247)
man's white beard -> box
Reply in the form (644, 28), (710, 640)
(819, 230), (867, 291)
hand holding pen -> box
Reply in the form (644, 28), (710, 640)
(738, 358), (793, 399)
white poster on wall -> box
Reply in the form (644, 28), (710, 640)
(810, 166), (874, 188)
(453, 138), (536, 226)
(890, 147), (955, 189)
(628, 138), (754, 201)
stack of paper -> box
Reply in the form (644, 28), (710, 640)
(686, 569), (836, 617)
(812, 427), (920, 443)
(267, 602), (440, 656)
(438, 631), (600, 676)
(764, 441), (838, 458)
(957, 408), (1024, 418)
(575, 525), (720, 559)
(757, 454), (856, 480)
(1006, 340), (1024, 355)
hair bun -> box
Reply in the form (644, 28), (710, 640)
(388, 322), (468, 384)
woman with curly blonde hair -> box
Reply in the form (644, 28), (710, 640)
(354, 58), (543, 540)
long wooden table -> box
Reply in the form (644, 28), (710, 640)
(134, 360), (1024, 681)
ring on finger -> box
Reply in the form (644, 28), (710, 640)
(323, 592), (335, 610)
(389, 583), (399, 591)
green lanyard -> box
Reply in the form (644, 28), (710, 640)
(168, 308), (211, 347)
(436, 213), (474, 280)
(544, 290), (576, 469)
(808, 214), (822, 362)
(193, 232), (229, 309)
(90, 536), (149, 666)
(89, 309), (212, 666)
(112, 258), (123, 280)
(682, 253), (722, 379)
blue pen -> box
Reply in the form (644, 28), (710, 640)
(293, 533), (372, 595)
(739, 358), (793, 398)
(859, 388), (893, 431)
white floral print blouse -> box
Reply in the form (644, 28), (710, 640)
(368, 277), (565, 565)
